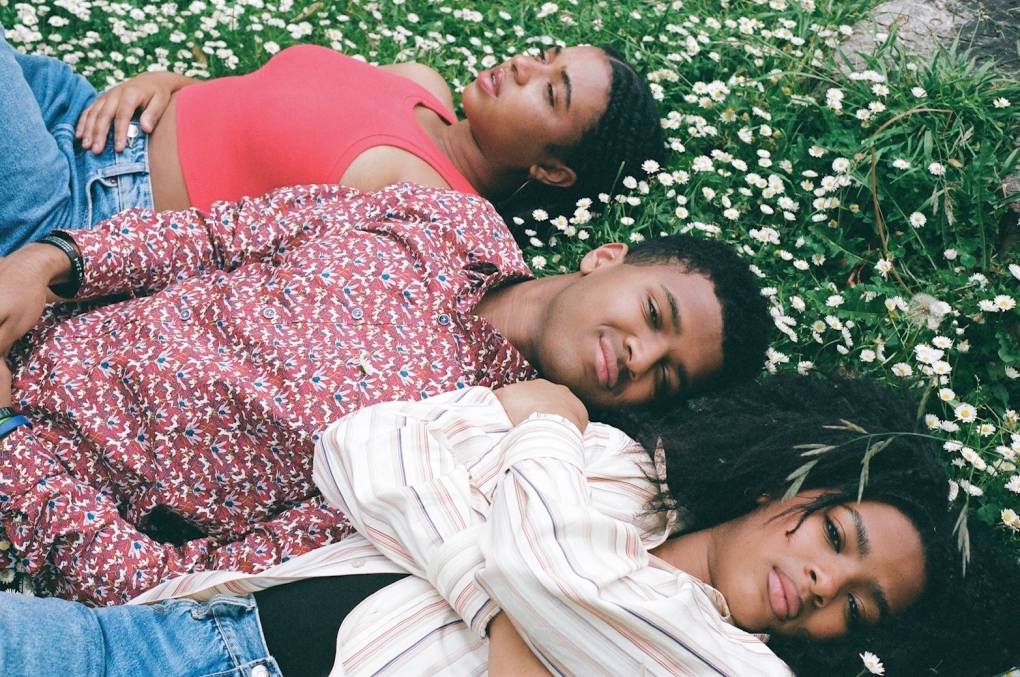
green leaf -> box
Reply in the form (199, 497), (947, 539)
(857, 437), (893, 501)
(784, 459), (820, 500)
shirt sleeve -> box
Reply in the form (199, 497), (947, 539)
(67, 184), (375, 299)
(476, 415), (794, 677)
(313, 387), (512, 636)
(0, 426), (351, 605)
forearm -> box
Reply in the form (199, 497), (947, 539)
(5, 242), (73, 302)
(69, 184), (369, 299)
(313, 388), (511, 633)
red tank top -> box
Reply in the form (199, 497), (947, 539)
(175, 45), (477, 211)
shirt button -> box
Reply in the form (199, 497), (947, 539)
(438, 313), (450, 325)
(351, 308), (364, 320)
(351, 559), (365, 569)
(179, 308), (191, 320)
(127, 123), (139, 143)
(261, 307), (276, 319)
(251, 665), (270, 677)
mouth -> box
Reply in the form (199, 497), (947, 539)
(768, 567), (802, 621)
(595, 334), (620, 390)
(478, 67), (503, 97)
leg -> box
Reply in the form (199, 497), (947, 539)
(0, 592), (106, 675)
(0, 29), (97, 253)
(0, 592), (281, 676)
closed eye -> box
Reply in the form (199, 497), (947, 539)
(547, 82), (555, 107)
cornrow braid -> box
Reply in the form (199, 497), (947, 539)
(498, 44), (664, 237)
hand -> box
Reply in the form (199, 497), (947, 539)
(75, 71), (194, 154)
(0, 359), (11, 407)
(494, 379), (588, 432)
(0, 244), (70, 355)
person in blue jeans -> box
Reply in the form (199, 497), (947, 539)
(0, 28), (154, 254)
(0, 375), (1015, 677)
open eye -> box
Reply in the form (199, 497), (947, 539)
(847, 593), (863, 630)
(824, 515), (843, 553)
(647, 296), (660, 329)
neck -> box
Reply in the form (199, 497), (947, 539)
(435, 121), (528, 200)
(651, 528), (715, 588)
(473, 272), (582, 368)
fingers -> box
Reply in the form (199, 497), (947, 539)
(78, 92), (118, 154)
(91, 92), (125, 154)
(139, 90), (169, 133)
(113, 102), (136, 153)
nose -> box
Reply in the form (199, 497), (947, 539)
(806, 559), (845, 608)
(623, 332), (668, 381)
(509, 53), (540, 84)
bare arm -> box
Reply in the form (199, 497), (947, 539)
(488, 613), (553, 677)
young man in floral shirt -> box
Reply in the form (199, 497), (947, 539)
(0, 182), (769, 604)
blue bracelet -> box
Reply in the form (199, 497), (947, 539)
(0, 415), (30, 441)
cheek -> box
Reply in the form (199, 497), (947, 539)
(798, 608), (847, 640)
(618, 376), (655, 406)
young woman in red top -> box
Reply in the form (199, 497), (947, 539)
(0, 36), (663, 253)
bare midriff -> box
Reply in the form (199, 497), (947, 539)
(148, 92), (191, 211)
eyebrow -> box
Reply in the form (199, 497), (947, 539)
(846, 504), (871, 557)
(845, 505), (891, 621)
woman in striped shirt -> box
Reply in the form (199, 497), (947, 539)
(0, 376), (1014, 676)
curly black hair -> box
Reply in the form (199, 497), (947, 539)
(622, 233), (771, 394)
(498, 44), (665, 231)
(600, 374), (1019, 676)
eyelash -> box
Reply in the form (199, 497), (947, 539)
(535, 50), (556, 107)
(646, 297), (672, 397)
(825, 515), (863, 628)
(647, 297), (660, 328)
(824, 516), (843, 552)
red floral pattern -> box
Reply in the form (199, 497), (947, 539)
(0, 183), (535, 604)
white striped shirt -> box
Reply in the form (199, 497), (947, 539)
(134, 387), (792, 676)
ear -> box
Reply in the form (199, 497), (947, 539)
(579, 242), (629, 274)
(529, 161), (577, 189)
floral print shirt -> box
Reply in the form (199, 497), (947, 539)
(0, 182), (535, 604)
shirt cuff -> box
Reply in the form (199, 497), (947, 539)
(425, 527), (498, 637)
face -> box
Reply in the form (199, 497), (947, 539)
(461, 46), (611, 181)
(532, 243), (725, 409)
(707, 493), (927, 640)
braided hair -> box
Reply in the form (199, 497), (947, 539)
(499, 44), (664, 234)
(600, 375), (1018, 676)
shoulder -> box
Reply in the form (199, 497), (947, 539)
(379, 62), (455, 112)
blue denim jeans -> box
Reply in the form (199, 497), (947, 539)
(0, 27), (154, 255)
(0, 591), (282, 676)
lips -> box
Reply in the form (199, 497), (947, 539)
(596, 335), (620, 390)
(768, 567), (802, 621)
(478, 67), (503, 97)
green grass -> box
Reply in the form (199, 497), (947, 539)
(2, 0), (1018, 670)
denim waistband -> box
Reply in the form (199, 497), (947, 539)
(72, 118), (154, 228)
